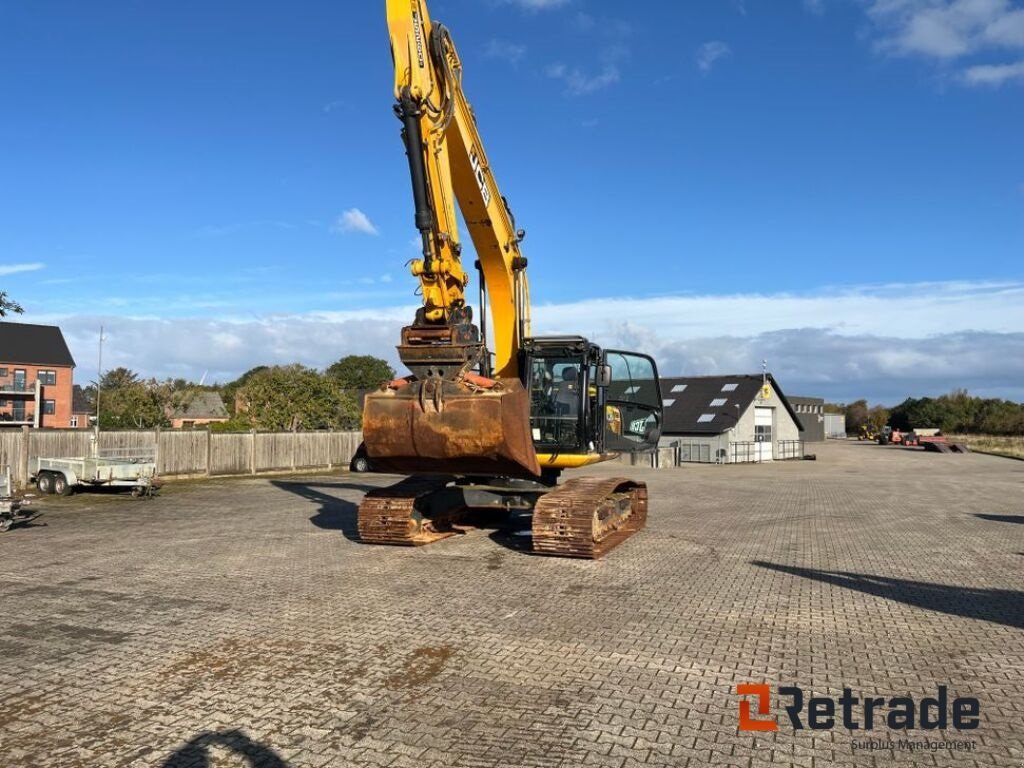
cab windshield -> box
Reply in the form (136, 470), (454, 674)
(527, 356), (584, 449)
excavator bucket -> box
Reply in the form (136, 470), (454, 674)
(362, 375), (542, 478)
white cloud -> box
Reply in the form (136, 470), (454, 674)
(572, 11), (596, 31)
(863, 0), (1024, 85)
(0, 262), (45, 277)
(548, 12), (630, 96)
(804, 0), (825, 15)
(962, 57), (1024, 83)
(696, 41), (732, 72)
(484, 39), (527, 64)
(35, 280), (1024, 402)
(547, 63), (621, 95)
(333, 208), (379, 236)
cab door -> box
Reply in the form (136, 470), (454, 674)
(602, 351), (662, 453)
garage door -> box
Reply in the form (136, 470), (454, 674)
(754, 407), (773, 462)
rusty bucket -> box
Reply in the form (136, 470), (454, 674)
(362, 376), (541, 478)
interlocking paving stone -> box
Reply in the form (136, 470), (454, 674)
(0, 442), (1021, 767)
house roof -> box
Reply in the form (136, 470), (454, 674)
(171, 391), (228, 420)
(0, 322), (76, 367)
(659, 374), (802, 435)
(789, 395), (824, 406)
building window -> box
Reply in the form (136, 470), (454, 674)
(43, 400), (56, 415)
(709, 398), (727, 407)
(70, 415), (79, 428)
(0, 367), (6, 377)
(697, 413), (715, 423)
(38, 370), (57, 385)
(662, 398), (676, 407)
(721, 383), (738, 392)
(670, 384), (687, 393)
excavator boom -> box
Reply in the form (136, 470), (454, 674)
(363, 0), (539, 477)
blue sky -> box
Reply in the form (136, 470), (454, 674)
(1, 0), (1022, 403)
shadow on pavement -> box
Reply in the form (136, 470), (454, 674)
(751, 561), (1024, 630)
(161, 729), (288, 768)
(272, 478), (538, 555)
(271, 480), (369, 541)
(975, 513), (1024, 525)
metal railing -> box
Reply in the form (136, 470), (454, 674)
(0, 412), (34, 423)
(96, 446), (158, 461)
(0, 379), (36, 393)
(730, 441), (761, 463)
(670, 436), (730, 464)
(776, 440), (804, 460)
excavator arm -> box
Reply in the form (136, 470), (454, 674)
(387, 0), (529, 378)
(361, 0), (540, 477)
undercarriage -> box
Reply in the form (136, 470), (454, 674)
(357, 473), (647, 559)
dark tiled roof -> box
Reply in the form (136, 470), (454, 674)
(659, 374), (802, 435)
(171, 391), (228, 420)
(0, 321), (76, 367)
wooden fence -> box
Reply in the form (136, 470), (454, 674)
(0, 428), (362, 489)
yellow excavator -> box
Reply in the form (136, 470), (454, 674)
(357, 0), (663, 558)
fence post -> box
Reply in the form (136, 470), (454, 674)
(205, 429), (212, 477)
(154, 426), (162, 475)
(291, 431), (297, 471)
(327, 430), (333, 471)
(250, 429), (257, 475)
(19, 425), (30, 489)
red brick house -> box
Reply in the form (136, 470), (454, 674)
(0, 322), (77, 429)
(168, 391), (229, 429)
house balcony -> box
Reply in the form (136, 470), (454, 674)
(0, 378), (42, 427)
(0, 379), (41, 396)
(0, 412), (35, 426)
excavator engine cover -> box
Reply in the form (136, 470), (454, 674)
(362, 376), (541, 478)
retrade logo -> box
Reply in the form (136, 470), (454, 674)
(736, 684), (980, 732)
(737, 684), (777, 732)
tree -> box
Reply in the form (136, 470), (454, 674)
(219, 366), (269, 417)
(0, 291), (23, 316)
(237, 365), (358, 431)
(325, 355), (395, 392)
(93, 368), (168, 428)
(866, 405), (890, 432)
(844, 399), (870, 433)
(100, 367), (140, 390)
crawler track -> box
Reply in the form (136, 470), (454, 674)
(532, 476), (647, 559)
(357, 475), (463, 546)
(358, 474), (647, 558)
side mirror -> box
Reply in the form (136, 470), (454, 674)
(596, 365), (612, 387)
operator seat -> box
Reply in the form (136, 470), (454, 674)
(553, 368), (579, 416)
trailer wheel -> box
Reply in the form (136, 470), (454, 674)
(36, 472), (55, 495)
(53, 474), (73, 497)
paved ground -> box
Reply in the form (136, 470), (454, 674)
(1, 441), (1022, 768)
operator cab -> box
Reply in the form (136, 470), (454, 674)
(521, 336), (662, 456)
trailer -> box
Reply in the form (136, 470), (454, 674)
(30, 447), (159, 497)
(1, 466), (36, 532)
